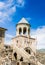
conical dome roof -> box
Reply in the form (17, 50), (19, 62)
(18, 18), (29, 24)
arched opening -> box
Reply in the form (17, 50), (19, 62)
(20, 57), (23, 61)
(14, 52), (17, 60)
(28, 28), (30, 35)
(28, 63), (31, 65)
(19, 28), (22, 34)
(25, 47), (31, 54)
(23, 27), (26, 34)
(26, 49), (31, 54)
(17, 62), (19, 65)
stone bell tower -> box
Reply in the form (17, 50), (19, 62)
(12, 18), (36, 62)
(13, 18), (36, 52)
(16, 18), (33, 49)
(16, 18), (30, 37)
(0, 27), (7, 49)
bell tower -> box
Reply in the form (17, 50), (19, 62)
(12, 18), (36, 61)
(16, 18), (30, 37)
(0, 27), (7, 49)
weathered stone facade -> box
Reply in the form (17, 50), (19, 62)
(0, 18), (43, 65)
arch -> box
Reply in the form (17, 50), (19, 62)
(14, 52), (17, 60)
(28, 63), (31, 65)
(28, 28), (30, 35)
(17, 62), (19, 65)
(24, 47), (31, 54)
(19, 28), (22, 34)
(23, 27), (27, 34)
(20, 57), (23, 61)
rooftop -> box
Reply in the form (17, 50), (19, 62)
(0, 27), (7, 31)
(18, 18), (29, 24)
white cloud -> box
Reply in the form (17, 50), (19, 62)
(6, 34), (13, 38)
(16, 0), (25, 7)
(0, 0), (25, 23)
(5, 33), (13, 45)
(0, 1), (16, 23)
(31, 26), (45, 49)
(0, 2), (5, 9)
(0, 12), (11, 23)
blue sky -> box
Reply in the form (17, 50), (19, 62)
(0, 0), (45, 49)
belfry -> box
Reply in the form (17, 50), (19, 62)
(16, 18), (30, 36)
